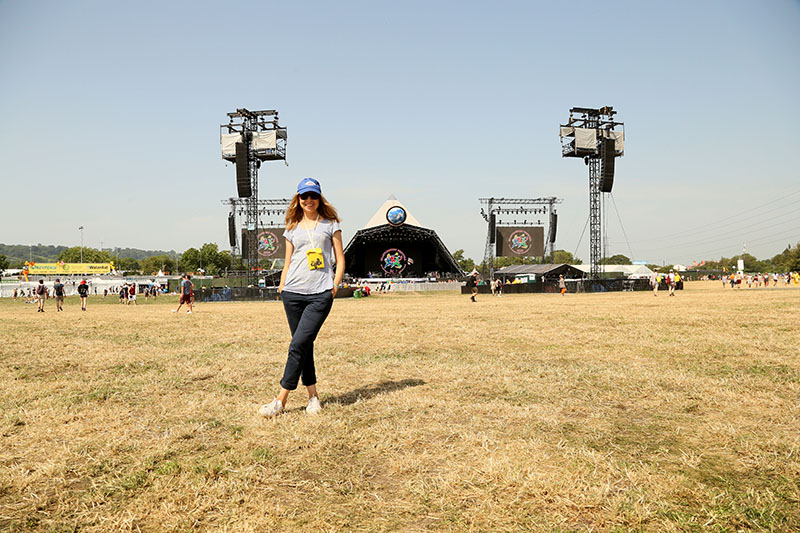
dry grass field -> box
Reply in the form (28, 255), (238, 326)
(1, 282), (799, 532)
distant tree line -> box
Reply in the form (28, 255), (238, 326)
(3, 242), (799, 277)
(0, 243), (175, 269)
(452, 249), (583, 275)
(0, 242), (234, 276)
(693, 245), (800, 273)
(0, 244), (68, 266)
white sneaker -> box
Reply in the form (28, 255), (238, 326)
(187, 310), (192, 314)
(306, 396), (322, 415)
(171, 309), (177, 313)
(259, 398), (283, 418)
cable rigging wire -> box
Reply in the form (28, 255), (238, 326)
(624, 188), (800, 245)
(609, 193), (635, 260)
(633, 213), (800, 253)
(573, 214), (590, 261)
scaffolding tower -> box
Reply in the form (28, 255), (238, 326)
(479, 196), (562, 279)
(220, 108), (287, 284)
(559, 106), (624, 281)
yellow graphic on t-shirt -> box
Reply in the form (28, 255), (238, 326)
(307, 248), (324, 270)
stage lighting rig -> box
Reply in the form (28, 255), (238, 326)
(222, 197), (291, 258)
(559, 106), (624, 281)
(478, 197), (562, 278)
(220, 108), (288, 282)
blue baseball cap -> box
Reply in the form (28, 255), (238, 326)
(297, 177), (321, 195)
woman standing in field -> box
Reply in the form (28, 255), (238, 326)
(260, 178), (345, 418)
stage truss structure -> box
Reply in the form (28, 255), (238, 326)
(479, 197), (562, 279)
(559, 106), (624, 280)
(220, 108), (287, 283)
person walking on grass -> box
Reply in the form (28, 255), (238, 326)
(35, 279), (46, 312)
(127, 281), (137, 306)
(667, 269), (677, 296)
(259, 177), (345, 418)
(650, 268), (659, 296)
(466, 272), (479, 302)
(173, 274), (194, 314)
(558, 274), (567, 295)
(53, 278), (65, 311)
(77, 279), (89, 310)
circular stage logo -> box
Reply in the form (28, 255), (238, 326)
(380, 248), (408, 275)
(386, 206), (407, 226)
(257, 230), (281, 258)
(508, 229), (532, 255)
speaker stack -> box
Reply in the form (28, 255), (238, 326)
(600, 137), (615, 193)
(235, 142), (251, 198)
(228, 213), (237, 247)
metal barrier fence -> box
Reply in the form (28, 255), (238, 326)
(463, 278), (670, 295)
(191, 282), (462, 302)
(364, 282), (462, 292)
(192, 286), (281, 302)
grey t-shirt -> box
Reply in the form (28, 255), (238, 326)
(283, 219), (341, 295)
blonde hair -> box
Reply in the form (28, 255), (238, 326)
(285, 193), (340, 230)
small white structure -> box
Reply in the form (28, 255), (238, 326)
(574, 264), (654, 279)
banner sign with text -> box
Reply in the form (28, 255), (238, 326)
(27, 263), (114, 274)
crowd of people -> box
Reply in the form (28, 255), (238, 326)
(13, 278), (174, 312)
(721, 272), (799, 288)
(649, 268), (681, 296)
(20, 277), (92, 312)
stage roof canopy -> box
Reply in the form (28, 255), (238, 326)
(363, 195), (422, 229)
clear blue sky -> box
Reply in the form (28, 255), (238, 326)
(1, 0), (798, 265)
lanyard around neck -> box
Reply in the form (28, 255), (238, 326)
(303, 215), (320, 249)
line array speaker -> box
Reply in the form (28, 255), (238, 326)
(600, 137), (615, 193)
(489, 213), (496, 244)
(228, 213), (236, 247)
(235, 142), (251, 197)
(549, 213), (557, 244)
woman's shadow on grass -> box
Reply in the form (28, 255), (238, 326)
(323, 378), (425, 407)
(282, 379), (425, 413)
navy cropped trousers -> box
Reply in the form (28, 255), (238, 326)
(280, 290), (333, 390)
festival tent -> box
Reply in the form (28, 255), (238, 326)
(573, 264), (654, 279)
(343, 195), (462, 279)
